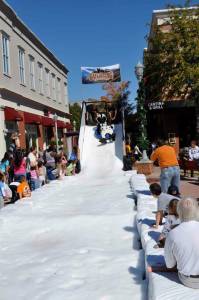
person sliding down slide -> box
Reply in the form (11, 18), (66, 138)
(95, 113), (115, 144)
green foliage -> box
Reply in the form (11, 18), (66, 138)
(136, 80), (149, 150)
(69, 103), (82, 131)
(145, 3), (199, 102)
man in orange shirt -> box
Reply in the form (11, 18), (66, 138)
(150, 140), (180, 193)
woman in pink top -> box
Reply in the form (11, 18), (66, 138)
(13, 150), (26, 182)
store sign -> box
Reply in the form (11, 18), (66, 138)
(148, 101), (164, 110)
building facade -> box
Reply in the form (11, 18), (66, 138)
(145, 7), (198, 153)
(0, 1), (72, 158)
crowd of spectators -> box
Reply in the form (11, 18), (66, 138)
(148, 182), (199, 289)
(0, 134), (80, 209)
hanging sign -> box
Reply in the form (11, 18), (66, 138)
(81, 64), (121, 84)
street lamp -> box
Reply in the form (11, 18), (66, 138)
(73, 120), (76, 131)
(135, 62), (144, 82)
(135, 61), (150, 162)
(53, 113), (58, 152)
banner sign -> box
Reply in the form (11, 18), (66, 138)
(81, 64), (121, 84)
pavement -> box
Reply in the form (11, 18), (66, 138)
(146, 166), (199, 199)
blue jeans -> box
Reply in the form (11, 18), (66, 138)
(30, 178), (40, 191)
(46, 167), (56, 181)
(160, 166), (180, 193)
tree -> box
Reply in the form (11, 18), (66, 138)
(102, 81), (133, 116)
(144, 3), (199, 102)
(69, 103), (82, 131)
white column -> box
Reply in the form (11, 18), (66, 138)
(0, 106), (6, 158)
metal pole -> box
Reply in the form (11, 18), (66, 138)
(55, 119), (58, 152)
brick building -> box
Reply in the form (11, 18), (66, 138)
(145, 7), (199, 153)
(0, 0), (72, 158)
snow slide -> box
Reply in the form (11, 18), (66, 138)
(78, 103), (123, 177)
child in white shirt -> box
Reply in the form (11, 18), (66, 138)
(155, 198), (180, 248)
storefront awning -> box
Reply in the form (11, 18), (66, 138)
(57, 121), (73, 129)
(24, 112), (42, 124)
(42, 116), (54, 127)
(4, 107), (23, 121)
(57, 120), (66, 128)
(66, 122), (73, 130)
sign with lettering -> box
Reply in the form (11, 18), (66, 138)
(81, 64), (121, 84)
(148, 101), (164, 110)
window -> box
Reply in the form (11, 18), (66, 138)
(29, 56), (35, 90)
(2, 33), (10, 75)
(57, 78), (61, 103)
(45, 69), (50, 97)
(38, 63), (43, 94)
(52, 74), (56, 100)
(18, 47), (25, 84)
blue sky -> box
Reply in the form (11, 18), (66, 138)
(6, 0), (199, 104)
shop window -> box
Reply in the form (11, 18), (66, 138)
(25, 124), (39, 151)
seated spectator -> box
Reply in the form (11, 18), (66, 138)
(165, 197), (199, 289)
(0, 152), (10, 177)
(0, 173), (5, 209)
(69, 146), (78, 161)
(17, 176), (31, 199)
(57, 154), (67, 179)
(188, 140), (199, 161)
(155, 198), (180, 248)
(150, 183), (180, 228)
(0, 174), (12, 208)
(37, 161), (46, 186)
(9, 181), (20, 203)
(66, 161), (76, 176)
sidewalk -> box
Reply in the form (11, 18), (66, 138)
(146, 166), (199, 199)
